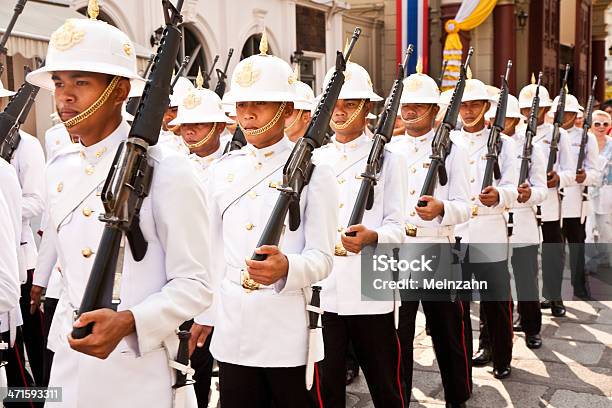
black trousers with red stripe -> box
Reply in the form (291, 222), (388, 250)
(541, 220), (565, 301)
(511, 245), (542, 335)
(562, 217), (589, 296)
(19, 269), (45, 386)
(462, 260), (514, 370)
(318, 312), (404, 408)
(218, 362), (318, 408)
(398, 300), (472, 404)
(1, 328), (38, 408)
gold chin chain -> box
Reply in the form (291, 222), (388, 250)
(331, 99), (366, 130)
(239, 102), (287, 137)
(63, 76), (121, 128)
(401, 104), (434, 124)
(186, 123), (217, 150)
(461, 104), (488, 128)
(284, 109), (303, 131)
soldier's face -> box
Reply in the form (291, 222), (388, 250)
(459, 100), (489, 126)
(400, 103), (438, 134)
(331, 99), (370, 136)
(236, 101), (294, 147)
(51, 71), (129, 129)
(163, 106), (179, 131)
(180, 122), (216, 145)
(562, 112), (577, 128)
(521, 107), (549, 125)
(226, 115), (238, 134)
(502, 117), (521, 136)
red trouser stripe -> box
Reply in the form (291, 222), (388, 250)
(458, 301), (472, 395)
(395, 334), (406, 408)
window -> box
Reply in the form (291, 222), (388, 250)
(177, 24), (208, 83)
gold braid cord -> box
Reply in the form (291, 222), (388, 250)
(331, 99), (366, 130)
(284, 109), (303, 131)
(239, 102), (287, 137)
(461, 104), (488, 128)
(185, 123), (218, 149)
(63, 76), (121, 128)
(400, 104), (434, 124)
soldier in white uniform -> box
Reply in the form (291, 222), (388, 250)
(388, 69), (472, 408)
(167, 73), (234, 407)
(189, 33), (337, 407)
(312, 61), (405, 407)
(548, 94), (599, 299)
(25, 7), (212, 407)
(0, 156), (27, 395)
(159, 76), (194, 155)
(486, 94), (547, 349)
(451, 77), (518, 380)
(1, 74), (47, 387)
(285, 80), (314, 143)
(518, 81), (574, 317)
(169, 74), (235, 183)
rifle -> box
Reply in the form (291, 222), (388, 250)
(0, 0), (28, 77)
(250, 27), (362, 263)
(481, 60), (512, 191)
(222, 125), (247, 154)
(126, 54), (156, 116)
(417, 48), (474, 207)
(344, 45), (413, 234)
(0, 66), (40, 162)
(438, 59), (448, 87)
(577, 76), (597, 173)
(72, 0), (184, 339)
(170, 55), (191, 90)
(518, 72), (542, 185)
(203, 55), (219, 89)
(577, 76), (597, 207)
(546, 64), (570, 176)
(214, 48), (234, 98)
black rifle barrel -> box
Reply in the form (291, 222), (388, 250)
(547, 64), (570, 174)
(576, 76), (597, 172)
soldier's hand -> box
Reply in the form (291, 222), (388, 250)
(547, 171), (560, 188)
(415, 196), (445, 220)
(576, 169), (586, 184)
(246, 245), (289, 286)
(517, 183), (532, 203)
(30, 285), (44, 314)
(479, 186), (500, 207)
(68, 309), (135, 359)
(189, 323), (212, 357)
(340, 224), (378, 254)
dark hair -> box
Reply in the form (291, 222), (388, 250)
(601, 99), (612, 111)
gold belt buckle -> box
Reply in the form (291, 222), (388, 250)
(241, 271), (260, 292)
(405, 224), (417, 237)
(334, 242), (347, 256)
(471, 205), (479, 217)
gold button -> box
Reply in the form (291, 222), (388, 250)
(85, 165), (94, 175)
(56, 182), (63, 193)
(410, 189), (415, 195)
(226, 173), (234, 182)
(471, 196), (476, 201)
(255, 162), (262, 170)
(95, 147), (107, 159)
(248, 190), (257, 199)
(339, 203), (344, 208)
(341, 154), (348, 161)
(470, 178), (475, 183)
(337, 177), (345, 184)
(246, 223), (254, 231)
(82, 207), (93, 217)
(337, 226), (343, 233)
(411, 167), (416, 174)
(470, 159), (475, 165)
(264, 151), (274, 158)
(81, 247), (93, 258)
(410, 211), (416, 216)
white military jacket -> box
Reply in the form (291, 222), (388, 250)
(313, 133), (405, 315)
(531, 123), (575, 222)
(388, 129), (471, 234)
(450, 128), (518, 262)
(187, 142), (225, 184)
(44, 123), (72, 160)
(159, 129), (189, 155)
(10, 131), (45, 278)
(508, 130), (548, 246)
(561, 126), (600, 219)
(42, 121), (212, 408)
(0, 160), (21, 324)
(203, 136), (338, 367)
